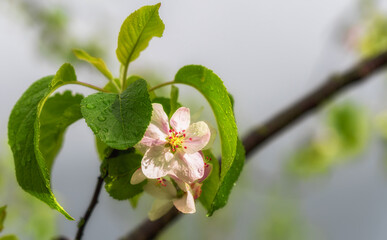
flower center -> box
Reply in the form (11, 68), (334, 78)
(166, 128), (186, 152)
(156, 178), (167, 187)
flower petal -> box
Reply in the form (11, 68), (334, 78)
(203, 121), (217, 150)
(151, 103), (170, 135)
(130, 168), (146, 185)
(134, 142), (148, 155)
(171, 151), (205, 183)
(191, 182), (203, 199)
(142, 146), (174, 179)
(198, 162), (213, 183)
(141, 124), (168, 147)
(183, 121), (211, 154)
(148, 199), (174, 221)
(173, 187), (196, 214)
(170, 107), (190, 132)
(170, 175), (188, 191)
(144, 179), (177, 199)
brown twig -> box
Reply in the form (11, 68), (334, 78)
(120, 50), (387, 240)
(75, 175), (105, 240)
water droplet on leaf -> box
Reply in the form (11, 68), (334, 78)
(97, 116), (106, 122)
(89, 123), (99, 133)
(86, 104), (95, 109)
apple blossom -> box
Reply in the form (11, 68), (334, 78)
(130, 162), (212, 220)
(137, 103), (211, 183)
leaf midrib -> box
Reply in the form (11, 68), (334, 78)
(123, 6), (159, 68)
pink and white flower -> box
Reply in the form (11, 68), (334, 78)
(131, 163), (212, 220)
(137, 103), (211, 183)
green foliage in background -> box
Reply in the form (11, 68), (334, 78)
(360, 14), (387, 57)
(0, 205), (19, 240)
(258, 194), (309, 240)
(0, 150), (56, 239)
(7, 0), (105, 62)
(287, 102), (370, 177)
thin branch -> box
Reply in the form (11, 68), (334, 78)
(121, 50), (387, 240)
(120, 208), (181, 240)
(242, 52), (387, 155)
(75, 175), (105, 240)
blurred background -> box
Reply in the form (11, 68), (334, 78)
(2, 0), (387, 239)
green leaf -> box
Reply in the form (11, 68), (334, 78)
(327, 102), (369, 154)
(73, 49), (114, 81)
(125, 76), (155, 99)
(286, 143), (335, 177)
(287, 102), (369, 177)
(360, 14), (387, 57)
(40, 91), (83, 171)
(152, 97), (182, 117)
(8, 64), (78, 220)
(208, 139), (245, 215)
(116, 3), (164, 66)
(174, 65), (241, 215)
(0, 206), (6, 232)
(228, 93), (235, 109)
(81, 79), (152, 150)
(103, 76), (156, 100)
(152, 97), (171, 116)
(174, 65), (238, 180)
(104, 78), (121, 93)
(104, 152), (145, 200)
(199, 152), (219, 211)
(200, 139), (245, 216)
(50, 63), (77, 90)
(170, 85), (179, 118)
(95, 137), (113, 161)
(0, 235), (19, 240)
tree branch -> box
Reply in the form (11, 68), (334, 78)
(75, 175), (105, 240)
(121, 50), (387, 240)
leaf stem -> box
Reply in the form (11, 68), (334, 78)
(148, 81), (175, 92)
(111, 79), (122, 93)
(120, 64), (128, 91)
(68, 81), (110, 93)
(37, 81), (109, 118)
(75, 175), (106, 240)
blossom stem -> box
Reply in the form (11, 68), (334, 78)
(148, 81), (175, 92)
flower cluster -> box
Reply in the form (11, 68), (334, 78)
(131, 103), (213, 220)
